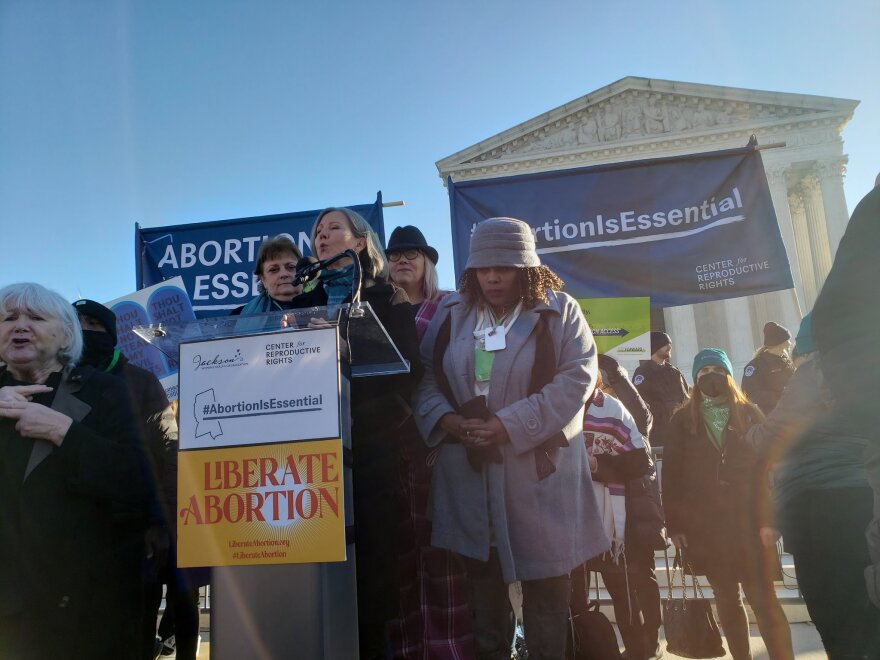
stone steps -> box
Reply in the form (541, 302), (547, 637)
(589, 547), (808, 623)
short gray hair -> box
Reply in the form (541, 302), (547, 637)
(0, 282), (83, 370)
(311, 207), (387, 279)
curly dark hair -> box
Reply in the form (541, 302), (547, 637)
(459, 265), (565, 309)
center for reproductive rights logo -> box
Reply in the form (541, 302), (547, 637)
(194, 389), (326, 440)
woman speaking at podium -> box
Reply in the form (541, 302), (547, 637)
(290, 207), (421, 660)
(412, 217), (607, 660)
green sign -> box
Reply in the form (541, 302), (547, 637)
(577, 297), (651, 359)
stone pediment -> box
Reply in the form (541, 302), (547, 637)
(437, 77), (857, 176)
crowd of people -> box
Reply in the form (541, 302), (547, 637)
(1, 181), (879, 660)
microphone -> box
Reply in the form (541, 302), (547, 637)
(293, 256), (322, 286)
(293, 250), (361, 286)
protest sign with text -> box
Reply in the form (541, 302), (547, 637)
(105, 276), (195, 401)
(449, 147), (792, 307)
(136, 195), (385, 316)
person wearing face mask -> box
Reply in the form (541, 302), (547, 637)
(72, 299), (180, 660)
(662, 348), (793, 660)
(73, 300), (175, 487)
(73, 300), (176, 518)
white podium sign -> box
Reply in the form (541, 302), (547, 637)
(178, 327), (340, 450)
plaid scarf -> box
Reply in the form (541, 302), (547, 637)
(414, 291), (450, 341)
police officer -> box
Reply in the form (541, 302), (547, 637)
(632, 331), (690, 448)
(742, 321), (795, 415)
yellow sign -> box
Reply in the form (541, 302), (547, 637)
(177, 439), (346, 567)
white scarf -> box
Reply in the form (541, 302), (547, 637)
(584, 390), (647, 563)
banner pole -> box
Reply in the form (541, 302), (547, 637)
(134, 222), (142, 290)
(382, 200), (406, 208)
(748, 134), (786, 151)
(789, 287), (803, 317)
(755, 142), (787, 151)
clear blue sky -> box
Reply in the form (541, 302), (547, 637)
(1, 0), (877, 302)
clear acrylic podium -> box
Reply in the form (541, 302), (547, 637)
(135, 302), (410, 660)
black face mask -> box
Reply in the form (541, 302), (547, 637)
(697, 372), (728, 398)
(81, 330), (116, 367)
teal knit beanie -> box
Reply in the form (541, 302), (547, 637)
(692, 348), (734, 381)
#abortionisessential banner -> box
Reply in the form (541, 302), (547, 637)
(178, 329), (341, 451)
(176, 327), (345, 566)
(136, 194), (385, 317)
(449, 147), (793, 307)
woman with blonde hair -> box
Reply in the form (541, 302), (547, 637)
(384, 225), (474, 658)
(663, 348), (793, 660)
(290, 207), (421, 660)
(385, 225), (445, 340)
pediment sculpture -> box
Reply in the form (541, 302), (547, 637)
(464, 93), (828, 163)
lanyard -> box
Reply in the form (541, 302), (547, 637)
(104, 348), (121, 373)
(475, 301), (522, 344)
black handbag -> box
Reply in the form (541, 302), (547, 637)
(567, 566), (622, 660)
(662, 549), (725, 658)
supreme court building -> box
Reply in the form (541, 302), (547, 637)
(436, 77), (859, 377)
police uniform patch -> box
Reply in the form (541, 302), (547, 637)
(744, 365), (755, 378)
(633, 374), (645, 386)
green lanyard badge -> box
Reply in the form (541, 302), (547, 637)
(475, 347), (495, 382)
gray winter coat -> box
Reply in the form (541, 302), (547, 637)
(413, 290), (609, 582)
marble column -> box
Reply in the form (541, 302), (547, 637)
(723, 296), (756, 373)
(800, 174), (834, 290)
(664, 305), (699, 385)
(764, 165), (806, 320)
(787, 191), (818, 308)
(816, 158), (850, 259)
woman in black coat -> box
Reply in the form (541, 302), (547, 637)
(289, 207), (421, 660)
(662, 348), (793, 660)
(0, 283), (148, 660)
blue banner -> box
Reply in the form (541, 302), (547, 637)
(136, 194), (385, 316)
(449, 148), (792, 307)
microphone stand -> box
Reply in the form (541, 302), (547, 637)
(293, 249), (364, 296)
(295, 249), (364, 367)
(337, 250), (362, 375)
(345, 249), (364, 317)
(291, 249), (364, 363)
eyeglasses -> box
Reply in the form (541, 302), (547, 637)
(388, 249), (422, 262)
